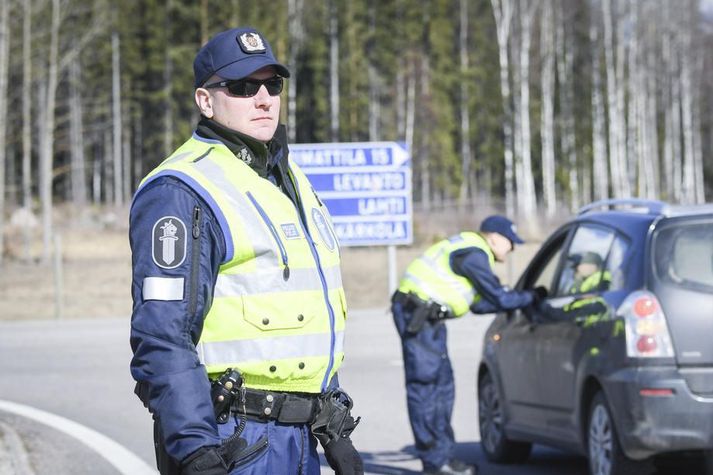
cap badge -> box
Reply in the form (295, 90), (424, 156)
(238, 32), (266, 53)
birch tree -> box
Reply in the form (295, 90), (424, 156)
(556, 0), (579, 209)
(22, 0), (32, 217)
(39, 0), (60, 262)
(0, 0), (9, 265)
(112, 31), (123, 206)
(458, 0), (472, 205)
(69, 57), (87, 208)
(287, 0), (305, 143)
(590, 8), (608, 200)
(602, 0), (627, 198)
(515, 0), (537, 222)
(491, 0), (515, 217)
(540, 0), (556, 217)
(329, 0), (339, 142)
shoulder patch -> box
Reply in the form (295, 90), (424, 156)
(311, 208), (336, 251)
(152, 216), (187, 269)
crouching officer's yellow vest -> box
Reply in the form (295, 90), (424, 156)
(139, 133), (346, 393)
(398, 232), (495, 317)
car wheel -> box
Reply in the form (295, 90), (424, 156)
(478, 372), (531, 463)
(588, 391), (651, 475)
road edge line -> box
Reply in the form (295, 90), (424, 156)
(0, 399), (156, 475)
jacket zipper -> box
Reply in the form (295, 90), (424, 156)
(287, 168), (337, 391)
(246, 192), (290, 280)
(188, 205), (202, 317)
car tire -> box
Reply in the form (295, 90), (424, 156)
(587, 391), (651, 475)
(478, 372), (531, 464)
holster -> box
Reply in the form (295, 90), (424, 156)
(406, 303), (431, 335)
(310, 389), (360, 446)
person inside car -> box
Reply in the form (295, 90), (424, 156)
(569, 251), (611, 294)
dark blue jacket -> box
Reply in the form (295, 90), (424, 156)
(450, 248), (533, 314)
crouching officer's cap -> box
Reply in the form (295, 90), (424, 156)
(480, 215), (525, 245)
(194, 27), (290, 88)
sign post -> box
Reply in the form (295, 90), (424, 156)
(290, 142), (413, 296)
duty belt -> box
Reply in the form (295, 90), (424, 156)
(229, 388), (319, 424)
(391, 291), (453, 320)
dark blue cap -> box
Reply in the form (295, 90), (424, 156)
(480, 215), (525, 244)
(193, 27), (290, 88)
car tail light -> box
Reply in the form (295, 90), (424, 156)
(619, 291), (674, 358)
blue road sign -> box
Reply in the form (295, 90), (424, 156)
(290, 142), (412, 247)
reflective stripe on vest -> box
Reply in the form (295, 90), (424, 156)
(397, 232), (495, 317)
(138, 135), (346, 393)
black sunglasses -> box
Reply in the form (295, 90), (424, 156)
(204, 76), (284, 97)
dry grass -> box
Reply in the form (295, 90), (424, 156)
(0, 204), (559, 321)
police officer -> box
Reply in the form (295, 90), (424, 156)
(569, 251), (611, 294)
(129, 27), (362, 475)
(391, 215), (540, 475)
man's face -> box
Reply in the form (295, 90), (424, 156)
(576, 262), (599, 278)
(489, 232), (514, 262)
(196, 66), (281, 142)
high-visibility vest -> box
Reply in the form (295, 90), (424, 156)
(138, 133), (346, 393)
(569, 270), (612, 294)
(397, 232), (495, 317)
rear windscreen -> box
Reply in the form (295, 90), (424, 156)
(654, 221), (713, 291)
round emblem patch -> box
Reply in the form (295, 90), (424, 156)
(152, 216), (187, 269)
(311, 208), (335, 251)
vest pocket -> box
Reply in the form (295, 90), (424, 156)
(242, 294), (318, 331)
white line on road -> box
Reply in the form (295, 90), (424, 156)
(0, 399), (156, 475)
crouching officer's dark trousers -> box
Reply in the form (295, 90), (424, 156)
(392, 298), (456, 472)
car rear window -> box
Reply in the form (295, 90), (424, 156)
(654, 221), (713, 291)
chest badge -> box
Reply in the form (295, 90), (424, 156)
(311, 208), (335, 251)
(152, 216), (187, 269)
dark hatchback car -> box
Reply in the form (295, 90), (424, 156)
(477, 199), (713, 475)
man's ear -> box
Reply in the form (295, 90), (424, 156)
(195, 88), (213, 118)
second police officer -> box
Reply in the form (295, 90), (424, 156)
(391, 216), (544, 475)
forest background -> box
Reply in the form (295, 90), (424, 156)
(0, 0), (711, 319)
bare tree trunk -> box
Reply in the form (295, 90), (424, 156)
(287, 0), (304, 143)
(692, 54), (705, 203)
(603, 0), (625, 198)
(0, 0), (9, 265)
(104, 129), (113, 204)
(641, 11), (659, 199)
(404, 58), (416, 159)
(112, 31), (123, 206)
(540, 0), (556, 217)
(39, 0), (60, 263)
(516, 0), (537, 222)
(368, 0), (380, 141)
(458, 0), (472, 205)
(680, 14), (695, 204)
(491, 0), (515, 217)
(123, 102), (132, 202)
(22, 0), (32, 218)
(69, 57), (87, 208)
(556, 0), (579, 210)
(163, 0), (173, 157)
(420, 28), (432, 211)
(329, 0), (339, 142)
(591, 12), (608, 200)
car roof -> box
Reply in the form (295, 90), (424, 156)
(569, 199), (713, 242)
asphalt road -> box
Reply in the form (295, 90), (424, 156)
(1, 310), (705, 474)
